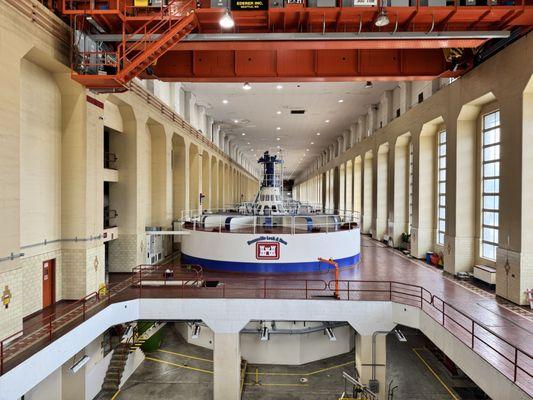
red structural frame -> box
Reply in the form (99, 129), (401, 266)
(1, 264), (531, 396)
(49, 0), (533, 88)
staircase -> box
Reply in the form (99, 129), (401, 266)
(72, 0), (196, 91)
(100, 343), (130, 395)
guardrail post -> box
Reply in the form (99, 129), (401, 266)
(346, 281), (350, 301)
(514, 348), (518, 382)
(389, 282), (392, 301)
(471, 320), (475, 349)
(263, 280), (267, 299)
(305, 280), (308, 299)
(139, 268), (142, 298)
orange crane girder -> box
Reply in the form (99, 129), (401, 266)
(152, 48), (450, 81)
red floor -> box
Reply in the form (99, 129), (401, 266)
(1, 237), (532, 395)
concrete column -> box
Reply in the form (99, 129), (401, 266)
(183, 91), (196, 126)
(357, 116), (365, 142)
(388, 136), (410, 246)
(212, 124), (220, 148)
(366, 106), (377, 137)
(108, 111), (147, 273)
(206, 116), (214, 142)
(355, 332), (387, 400)
(411, 125), (435, 258)
(202, 153), (211, 210)
(337, 136), (343, 157)
(445, 108), (476, 274)
(346, 160), (353, 212)
(197, 105), (207, 136)
(0, 41), (25, 340)
(373, 144), (388, 240)
(495, 90), (533, 304)
(206, 316), (248, 400)
(172, 136), (189, 219)
(398, 82), (412, 114)
(333, 166), (340, 213)
(362, 152), (373, 234)
(353, 158), (362, 215)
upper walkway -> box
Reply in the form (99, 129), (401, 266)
(1, 237), (532, 397)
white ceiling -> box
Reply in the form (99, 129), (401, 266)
(183, 81), (397, 179)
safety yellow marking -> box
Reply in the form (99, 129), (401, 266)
(157, 349), (214, 363)
(412, 348), (459, 400)
(244, 382), (309, 387)
(245, 361), (354, 376)
(110, 390), (121, 400)
(145, 356), (213, 374)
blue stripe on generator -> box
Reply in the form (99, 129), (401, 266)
(181, 253), (360, 273)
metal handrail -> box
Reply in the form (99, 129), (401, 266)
(1, 275), (531, 395)
(116, 0), (194, 73)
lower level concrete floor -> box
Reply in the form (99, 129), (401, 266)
(104, 324), (487, 400)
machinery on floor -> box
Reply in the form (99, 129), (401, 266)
(179, 151), (361, 272)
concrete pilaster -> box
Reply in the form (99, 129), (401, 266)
(355, 332), (387, 400)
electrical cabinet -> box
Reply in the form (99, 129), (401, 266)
(307, 0), (336, 7)
(342, 0), (377, 5)
(211, 0), (228, 7)
(269, 0), (284, 7)
(145, 226), (163, 265)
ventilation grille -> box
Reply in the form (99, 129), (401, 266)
(290, 109), (306, 114)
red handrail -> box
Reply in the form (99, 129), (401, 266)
(1, 274), (531, 396)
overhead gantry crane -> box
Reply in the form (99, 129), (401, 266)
(52, 0), (533, 91)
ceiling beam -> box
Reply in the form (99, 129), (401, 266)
(152, 48), (451, 81)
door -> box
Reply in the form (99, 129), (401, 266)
(42, 259), (55, 308)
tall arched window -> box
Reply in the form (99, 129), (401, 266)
(481, 110), (501, 260)
(437, 131), (447, 245)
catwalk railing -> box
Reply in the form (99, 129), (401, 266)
(1, 271), (531, 396)
(178, 209), (361, 234)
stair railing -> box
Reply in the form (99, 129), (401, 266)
(116, 0), (195, 74)
(115, 325), (139, 388)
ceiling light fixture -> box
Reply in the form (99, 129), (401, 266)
(276, 127), (281, 130)
(325, 327), (336, 341)
(241, 132), (246, 136)
(242, 82), (252, 90)
(306, 149), (309, 151)
(276, 111), (282, 115)
(276, 85), (283, 90)
(365, 81), (373, 89)
(233, 119), (239, 123)
(316, 132), (321, 136)
(191, 323), (201, 339)
(276, 137), (280, 141)
(219, 9), (235, 29)
(69, 355), (91, 373)
(375, 8), (390, 27)
(325, 120), (330, 123)
(338, 99), (344, 103)
(222, 99), (228, 104)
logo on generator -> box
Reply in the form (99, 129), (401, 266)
(256, 242), (280, 260)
